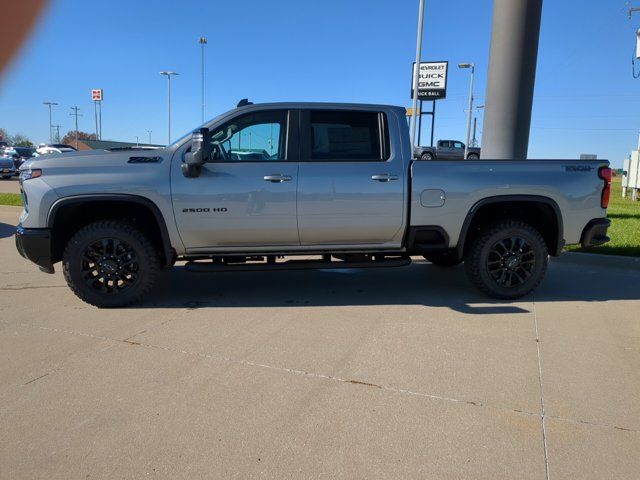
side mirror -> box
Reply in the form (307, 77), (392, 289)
(182, 128), (211, 178)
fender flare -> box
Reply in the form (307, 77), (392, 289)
(455, 195), (564, 257)
(48, 194), (175, 266)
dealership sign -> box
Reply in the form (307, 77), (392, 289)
(91, 89), (103, 101)
(411, 61), (448, 100)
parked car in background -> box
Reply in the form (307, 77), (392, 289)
(0, 154), (16, 179)
(36, 143), (77, 156)
(415, 140), (480, 160)
(3, 146), (36, 169)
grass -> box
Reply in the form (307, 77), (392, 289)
(566, 177), (640, 257)
(1, 177), (638, 256)
(0, 193), (22, 207)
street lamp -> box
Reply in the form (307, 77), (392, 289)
(159, 71), (179, 144)
(146, 130), (152, 144)
(43, 101), (58, 143)
(198, 37), (207, 123)
(459, 63), (475, 159)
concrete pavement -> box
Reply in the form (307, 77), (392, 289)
(0, 206), (639, 479)
(0, 176), (20, 194)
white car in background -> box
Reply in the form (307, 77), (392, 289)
(36, 143), (77, 155)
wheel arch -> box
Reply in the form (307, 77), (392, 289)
(48, 194), (175, 267)
(456, 195), (564, 258)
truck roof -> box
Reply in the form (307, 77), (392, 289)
(234, 101), (406, 113)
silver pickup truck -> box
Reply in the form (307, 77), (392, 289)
(15, 101), (612, 307)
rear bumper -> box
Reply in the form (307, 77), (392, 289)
(15, 225), (54, 273)
(580, 218), (611, 248)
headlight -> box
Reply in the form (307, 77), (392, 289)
(19, 167), (42, 184)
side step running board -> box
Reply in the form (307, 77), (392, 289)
(185, 257), (411, 273)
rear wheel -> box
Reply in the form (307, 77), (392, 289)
(467, 153), (479, 160)
(63, 220), (160, 308)
(423, 251), (463, 267)
(420, 152), (434, 160)
(464, 220), (548, 299)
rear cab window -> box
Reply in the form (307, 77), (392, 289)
(303, 109), (390, 161)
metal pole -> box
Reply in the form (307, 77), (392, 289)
(147, 130), (152, 144)
(417, 100), (423, 146)
(472, 117), (478, 147)
(199, 37), (207, 124)
(160, 71), (178, 145)
(94, 101), (98, 139)
(481, 0), (543, 159)
(70, 106), (81, 149)
(410, 0), (426, 150)
(98, 101), (102, 140)
(430, 100), (436, 147)
(43, 102), (58, 144)
(135, 136), (139, 147)
(463, 65), (475, 159)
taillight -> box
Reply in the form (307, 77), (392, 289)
(598, 166), (611, 209)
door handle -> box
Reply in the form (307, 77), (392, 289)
(263, 174), (292, 183)
(371, 174), (399, 182)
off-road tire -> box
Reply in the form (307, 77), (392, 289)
(464, 220), (548, 300)
(423, 251), (463, 267)
(63, 220), (160, 308)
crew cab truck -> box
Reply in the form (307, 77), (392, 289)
(415, 139), (481, 160)
(15, 102), (612, 308)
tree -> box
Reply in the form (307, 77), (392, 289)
(0, 128), (7, 143)
(60, 130), (97, 146)
(9, 134), (34, 147)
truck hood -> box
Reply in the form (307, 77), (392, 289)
(20, 148), (168, 172)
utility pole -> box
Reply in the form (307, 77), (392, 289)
(459, 63), (475, 158)
(410, 0), (426, 151)
(481, 0), (543, 159)
(147, 130), (152, 144)
(199, 37), (208, 123)
(135, 136), (139, 147)
(70, 106), (81, 150)
(159, 71), (179, 144)
(52, 124), (62, 143)
(43, 101), (58, 144)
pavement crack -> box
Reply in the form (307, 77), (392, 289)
(344, 379), (382, 389)
(533, 294), (550, 480)
(24, 373), (49, 385)
(0, 285), (66, 291)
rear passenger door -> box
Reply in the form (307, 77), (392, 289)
(297, 109), (405, 246)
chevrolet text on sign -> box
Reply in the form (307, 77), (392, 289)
(411, 61), (448, 100)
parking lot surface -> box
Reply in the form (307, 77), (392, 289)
(0, 177), (20, 194)
(0, 205), (639, 479)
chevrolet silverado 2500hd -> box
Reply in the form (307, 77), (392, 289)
(15, 101), (612, 307)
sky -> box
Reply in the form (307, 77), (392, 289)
(0, 0), (638, 168)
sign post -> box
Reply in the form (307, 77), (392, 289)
(91, 89), (103, 140)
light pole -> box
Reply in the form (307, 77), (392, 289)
(199, 37), (207, 123)
(410, 0), (426, 151)
(43, 101), (58, 143)
(159, 71), (178, 145)
(459, 63), (475, 159)
(135, 136), (139, 147)
(146, 130), (152, 144)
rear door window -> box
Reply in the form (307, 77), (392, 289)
(308, 110), (387, 161)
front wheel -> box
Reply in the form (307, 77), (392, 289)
(467, 153), (479, 160)
(420, 152), (434, 160)
(63, 220), (161, 308)
(464, 220), (548, 299)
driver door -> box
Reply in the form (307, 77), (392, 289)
(172, 109), (300, 250)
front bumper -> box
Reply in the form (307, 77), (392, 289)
(1, 166), (16, 176)
(15, 225), (54, 273)
(580, 218), (611, 248)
